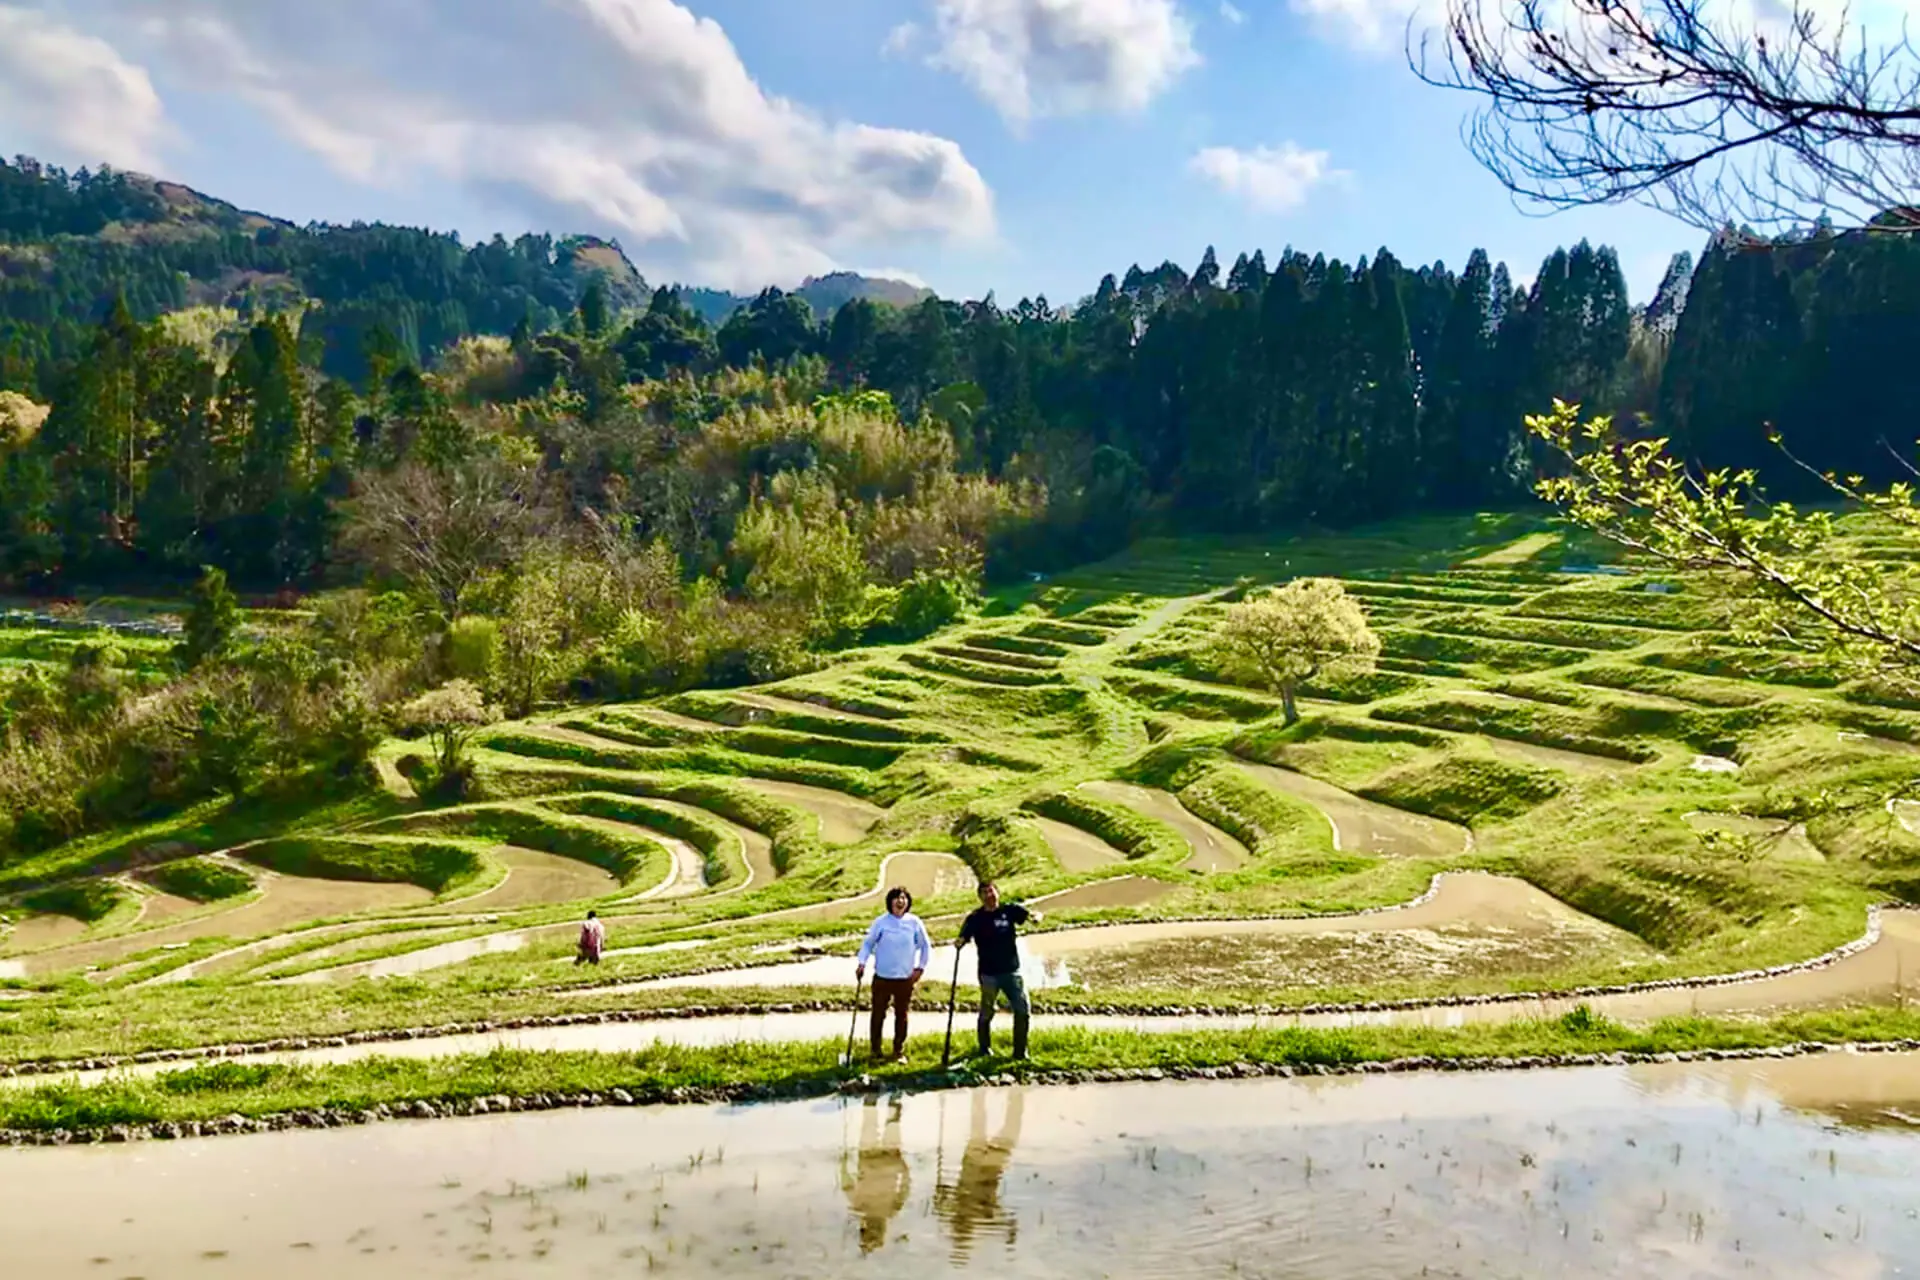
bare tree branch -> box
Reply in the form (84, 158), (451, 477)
(1409, 0), (1920, 235)
(338, 460), (552, 620)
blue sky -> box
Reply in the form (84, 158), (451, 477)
(0, 0), (1700, 303)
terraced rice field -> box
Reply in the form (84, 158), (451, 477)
(6, 512), (1920, 1064)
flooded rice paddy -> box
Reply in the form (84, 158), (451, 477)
(1021, 875), (1171, 911)
(730, 779), (883, 845)
(1028, 816), (1125, 871)
(128, 889), (211, 928)
(639, 798), (777, 887)
(422, 848), (620, 914)
(1235, 761), (1473, 858)
(611, 873), (1642, 997)
(9, 1056), (1920, 1277)
(1079, 780), (1249, 873)
(4, 876), (434, 976)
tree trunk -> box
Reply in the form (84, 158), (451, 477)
(1281, 684), (1299, 725)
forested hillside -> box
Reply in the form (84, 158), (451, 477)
(0, 158), (925, 390)
(4, 154), (1920, 610)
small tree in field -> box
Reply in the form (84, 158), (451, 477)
(177, 565), (238, 670)
(1209, 578), (1381, 724)
(399, 679), (497, 798)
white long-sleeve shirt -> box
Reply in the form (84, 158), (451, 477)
(856, 911), (931, 980)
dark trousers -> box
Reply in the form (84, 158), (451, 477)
(978, 972), (1030, 1057)
(869, 976), (915, 1058)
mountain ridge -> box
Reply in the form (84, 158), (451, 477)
(4, 160), (933, 319)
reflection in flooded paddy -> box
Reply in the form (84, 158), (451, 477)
(8, 1057), (1920, 1277)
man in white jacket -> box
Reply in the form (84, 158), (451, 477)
(855, 887), (932, 1061)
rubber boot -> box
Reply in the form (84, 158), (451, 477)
(1012, 1013), (1029, 1061)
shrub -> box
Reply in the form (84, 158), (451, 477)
(399, 679), (498, 799)
(21, 880), (122, 923)
(870, 572), (976, 643)
(244, 837), (487, 894)
(145, 857), (255, 902)
(175, 566), (238, 671)
(445, 616), (500, 684)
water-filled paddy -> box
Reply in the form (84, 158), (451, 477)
(7, 1055), (1920, 1277)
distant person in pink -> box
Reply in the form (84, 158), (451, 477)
(576, 910), (605, 965)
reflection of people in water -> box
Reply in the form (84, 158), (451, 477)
(842, 1095), (911, 1255)
(934, 1088), (1024, 1260)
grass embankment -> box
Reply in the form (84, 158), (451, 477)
(9, 1007), (1920, 1139)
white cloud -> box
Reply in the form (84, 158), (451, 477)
(882, 21), (922, 55)
(921, 0), (1201, 126)
(17, 0), (993, 292)
(1189, 142), (1339, 212)
(0, 6), (167, 171)
(1220, 1), (1247, 22)
(1289, 0), (1427, 51)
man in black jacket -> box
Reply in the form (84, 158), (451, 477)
(957, 880), (1038, 1059)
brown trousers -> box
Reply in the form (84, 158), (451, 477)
(869, 976), (916, 1058)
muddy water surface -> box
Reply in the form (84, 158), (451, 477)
(1236, 761), (1472, 857)
(643, 796), (778, 887)
(423, 848), (619, 914)
(733, 778), (884, 845)
(565, 874), (1640, 998)
(1029, 875), (1172, 911)
(1080, 780), (1248, 873)
(0, 913), (88, 954)
(276, 928), (542, 985)
(16, 877), (433, 976)
(129, 889), (210, 927)
(1029, 816), (1125, 871)
(10, 1057), (1920, 1278)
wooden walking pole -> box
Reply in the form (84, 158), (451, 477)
(940, 941), (964, 1069)
(840, 973), (864, 1067)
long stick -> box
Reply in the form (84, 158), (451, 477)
(840, 973), (864, 1067)
(940, 943), (963, 1069)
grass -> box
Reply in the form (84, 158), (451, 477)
(10, 1006), (1920, 1137)
(1358, 753), (1568, 824)
(6, 509), (1920, 1071)
(143, 857), (255, 903)
(242, 837), (489, 895)
(19, 880), (123, 923)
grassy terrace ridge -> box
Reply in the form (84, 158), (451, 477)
(9, 1009), (1920, 1140)
(5, 511), (1920, 1067)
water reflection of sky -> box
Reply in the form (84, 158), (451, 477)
(6, 1061), (1920, 1277)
